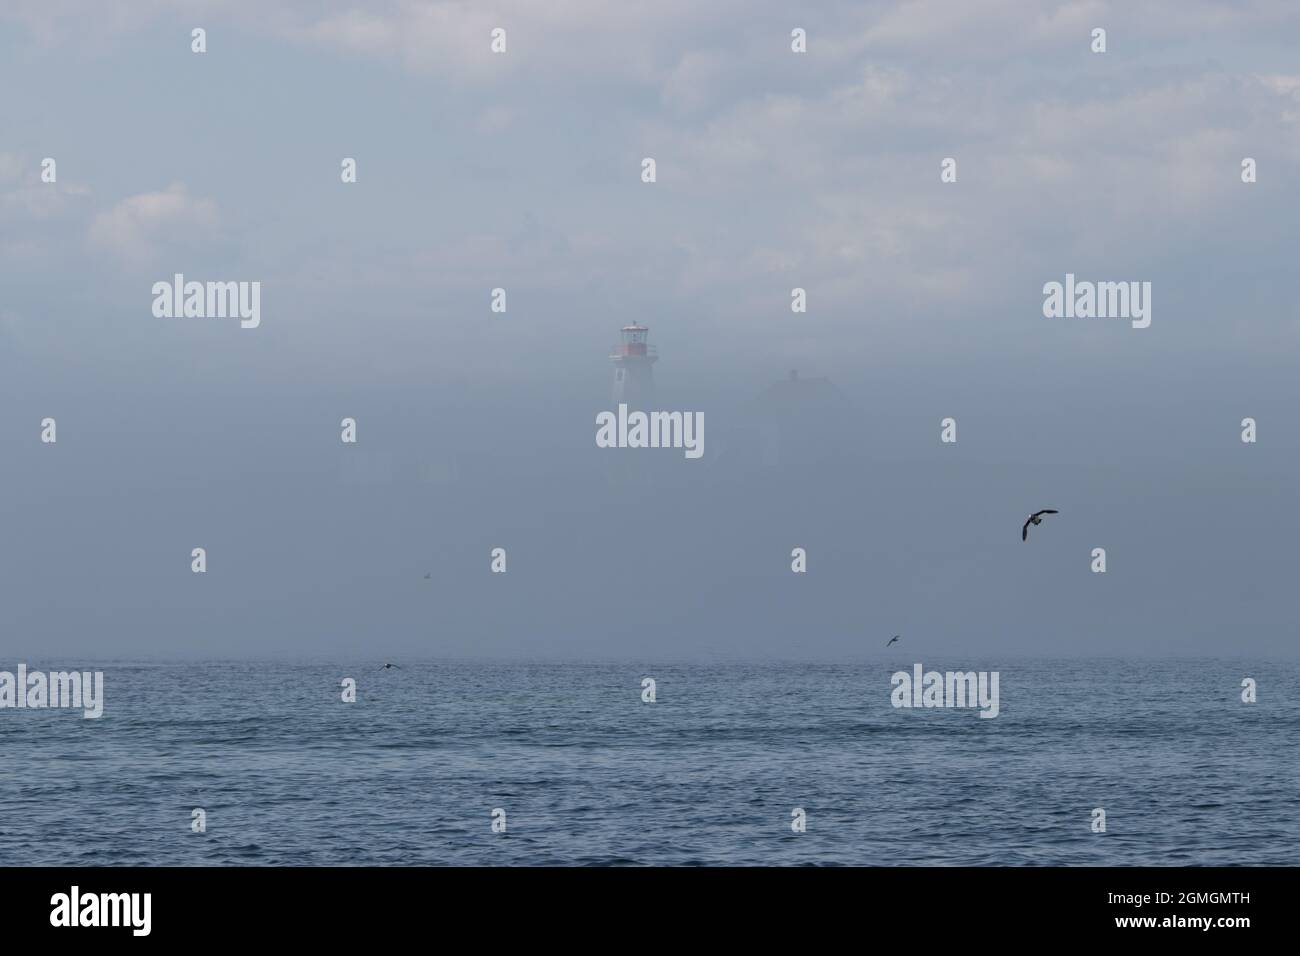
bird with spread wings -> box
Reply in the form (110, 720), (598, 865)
(1022, 509), (1059, 541)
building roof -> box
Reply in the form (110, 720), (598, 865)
(754, 370), (848, 413)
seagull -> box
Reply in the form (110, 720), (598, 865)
(886, 635), (900, 647)
(1022, 509), (1059, 542)
(380, 662), (400, 670)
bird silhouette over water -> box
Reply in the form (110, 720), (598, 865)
(886, 635), (900, 647)
(423, 573), (431, 580)
(1022, 509), (1059, 541)
(380, 662), (401, 670)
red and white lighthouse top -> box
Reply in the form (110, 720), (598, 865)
(614, 324), (653, 357)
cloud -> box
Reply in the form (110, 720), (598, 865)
(0, 154), (92, 269)
(265, 0), (760, 87)
(860, 0), (1300, 55)
(0, 0), (218, 48)
(2, 0), (1297, 366)
(0, 152), (25, 183)
(87, 183), (219, 267)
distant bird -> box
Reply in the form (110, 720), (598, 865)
(380, 662), (400, 670)
(423, 573), (431, 580)
(886, 635), (900, 647)
(1021, 509), (1059, 542)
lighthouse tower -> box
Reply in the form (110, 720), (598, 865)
(610, 323), (658, 408)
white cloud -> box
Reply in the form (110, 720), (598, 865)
(275, 0), (756, 85)
(3, 0), (1297, 360)
(87, 183), (219, 266)
(0, 152), (25, 183)
(0, 153), (92, 258)
(860, 0), (1300, 55)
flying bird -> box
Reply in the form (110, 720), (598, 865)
(886, 635), (900, 647)
(1021, 509), (1059, 542)
(423, 573), (432, 580)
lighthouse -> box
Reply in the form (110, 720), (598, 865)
(610, 323), (658, 407)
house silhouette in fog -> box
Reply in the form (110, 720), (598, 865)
(751, 370), (855, 468)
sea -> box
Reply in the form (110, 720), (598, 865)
(0, 658), (1294, 866)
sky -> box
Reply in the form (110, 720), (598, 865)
(1, 0), (1298, 659)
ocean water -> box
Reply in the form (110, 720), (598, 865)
(0, 658), (1293, 866)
